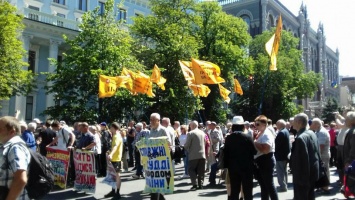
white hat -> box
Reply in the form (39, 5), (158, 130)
(32, 118), (41, 124)
(232, 116), (244, 125)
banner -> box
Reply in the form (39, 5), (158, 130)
(101, 155), (117, 189)
(46, 147), (70, 189)
(136, 137), (174, 194)
(73, 150), (96, 193)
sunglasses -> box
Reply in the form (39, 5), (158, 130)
(255, 123), (261, 127)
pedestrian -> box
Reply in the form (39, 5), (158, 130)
(0, 116), (31, 200)
(184, 121), (206, 191)
(20, 121), (36, 151)
(329, 122), (337, 167)
(89, 125), (102, 177)
(254, 115), (279, 200)
(104, 122), (123, 200)
(76, 122), (96, 151)
(178, 125), (189, 179)
(126, 121), (136, 168)
(290, 113), (320, 200)
(37, 120), (56, 156)
(224, 116), (256, 200)
(120, 128), (129, 173)
(274, 119), (290, 192)
(132, 122), (149, 179)
(100, 122), (111, 177)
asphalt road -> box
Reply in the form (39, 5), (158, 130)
(45, 163), (347, 200)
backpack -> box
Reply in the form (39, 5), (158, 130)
(7, 142), (54, 199)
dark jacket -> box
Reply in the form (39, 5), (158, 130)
(275, 128), (290, 161)
(343, 127), (355, 165)
(290, 128), (320, 186)
(224, 132), (256, 170)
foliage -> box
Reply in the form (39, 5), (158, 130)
(321, 97), (340, 124)
(131, 0), (202, 123)
(230, 30), (322, 121)
(131, 0), (252, 123)
(43, 0), (147, 124)
(0, 1), (34, 103)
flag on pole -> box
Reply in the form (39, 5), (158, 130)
(179, 60), (195, 84)
(188, 84), (211, 97)
(120, 68), (135, 94)
(234, 79), (243, 95)
(151, 64), (166, 90)
(191, 58), (225, 84)
(99, 75), (118, 98)
(265, 15), (282, 71)
(218, 84), (231, 103)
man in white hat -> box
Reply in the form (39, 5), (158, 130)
(224, 116), (257, 200)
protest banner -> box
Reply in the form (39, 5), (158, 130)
(101, 155), (117, 189)
(136, 137), (174, 194)
(73, 150), (96, 193)
(46, 146), (70, 189)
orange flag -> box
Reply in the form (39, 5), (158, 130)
(265, 15), (282, 71)
(151, 64), (166, 90)
(191, 58), (225, 84)
(188, 84), (211, 97)
(98, 75), (118, 98)
(218, 84), (231, 103)
(234, 79), (243, 95)
(178, 60), (195, 85)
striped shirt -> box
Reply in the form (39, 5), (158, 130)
(0, 136), (31, 200)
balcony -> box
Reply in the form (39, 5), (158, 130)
(23, 8), (80, 31)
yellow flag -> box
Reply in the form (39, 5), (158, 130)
(151, 64), (166, 90)
(233, 79), (243, 95)
(191, 58), (225, 84)
(178, 60), (195, 84)
(98, 75), (118, 98)
(120, 68), (135, 94)
(188, 84), (211, 97)
(265, 15), (282, 71)
(133, 71), (155, 97)
(218, 84), (231, 103)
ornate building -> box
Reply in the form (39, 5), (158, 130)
(1, 0), (150, 122)
(218, 0), (339, 116)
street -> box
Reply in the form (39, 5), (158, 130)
(45, 163), (347, 200)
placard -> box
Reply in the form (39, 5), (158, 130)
(73, 150), (96, 193)
(46, 147), (70, 189)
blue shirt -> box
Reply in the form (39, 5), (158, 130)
(77, 132), (95, 149)
(21, 130), (36, 151)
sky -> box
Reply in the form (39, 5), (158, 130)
(279, 0), (355, 77)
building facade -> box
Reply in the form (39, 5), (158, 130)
(1, 0), (150, 122)
(218, 0), (340, 116)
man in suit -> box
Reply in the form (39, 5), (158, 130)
(275, 119), (290, 192)
(224, 116), (256, 200)
(184, 120), (206, 191)
(290, 113), (320, 200)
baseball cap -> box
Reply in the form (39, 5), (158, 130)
(100, 122), (107, 126)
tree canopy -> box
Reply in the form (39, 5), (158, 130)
(0, 1), (34, 103)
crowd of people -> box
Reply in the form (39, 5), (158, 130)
(1, 109), (355, 200)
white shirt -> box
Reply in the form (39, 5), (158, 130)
(56, 127), (72, 149)
(316, 127), (330, 157)
(254, 128), (275, 159)
(94, 133), (102, 154)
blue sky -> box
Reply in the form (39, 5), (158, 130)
(279, 0), (355, 77)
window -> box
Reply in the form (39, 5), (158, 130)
(53, 0), (65, 5)
(118, 8), (126, 21)
(28, 50), (36, 73)
(241, 15), (251, 33)
(79, 0), (88, 11)
(56, 13), (65, 27)
(57, 55), (63, 70)
(25, 96), (34, 121)
(99, 2), (105, 15)
(28, 6), (39, 21)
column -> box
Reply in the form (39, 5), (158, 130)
(46, 39), (61, 109)
(261, 0), (268, 31)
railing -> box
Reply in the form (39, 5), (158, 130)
(23, 8), (80, 31)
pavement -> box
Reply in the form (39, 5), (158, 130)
(44, 163), (348, 200)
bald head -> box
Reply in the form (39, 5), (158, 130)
(189, 120), (198, 130)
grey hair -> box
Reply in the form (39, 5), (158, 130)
(295, 113), (308, 127)
(189, 120), (198, 129)
(162, 117), (171, 125)
(277, 119), (286, 127)
(89, 125), (97, 133)
(346, 111), (355, 125)
(151, 113), (161, 120)
(0, 116), (21, 135)
(312, 118), (322, 127)
(28, 122), (37, 131)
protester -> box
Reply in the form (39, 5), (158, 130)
(20, 121), (36, 151)
(132, 122), (149, 179)
(274, 119), (290, 192)
(178, 125), (189, 179)
(37, 120), (56, 156)
(120, 128), (129, 173)
(126, 121), (136, 168)
(0, 116), (31, 200)
(100, 122), (111, 176)
(343, 111), (355, 170)
(48, 120), (76, 150)
(184, 121), (206, 191)
(89, 125), (102, 177)
(290, 113), (320, 200)
(329, 122), (337, 167)
(104, 122), (123, 200)
(254, 115), (279, 200)
(76, 122), (95, 150)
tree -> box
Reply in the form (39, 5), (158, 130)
(131, 0), (252, 123)
(194, 2), (252, 122)
(131, 0), (202, 123)
(231, 30), (322, 121)
(321, 97), (339, 124)
(0, 1), (34, 103)
(44, 0), (146, 123)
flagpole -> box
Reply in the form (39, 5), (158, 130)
(258, 64), (270, 115)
